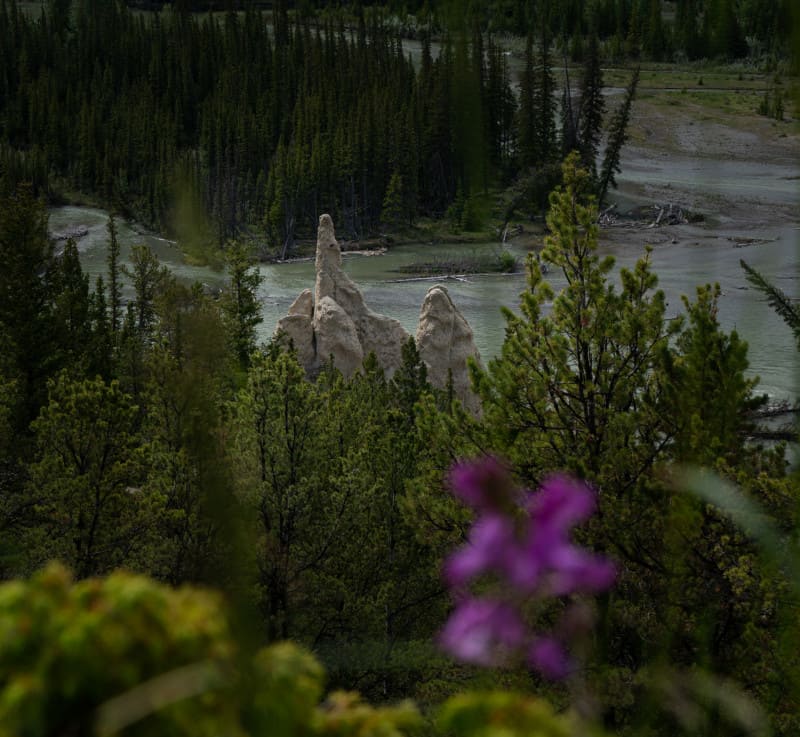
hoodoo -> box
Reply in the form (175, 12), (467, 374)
(275, 214), (482, 410)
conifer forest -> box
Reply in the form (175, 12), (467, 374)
(0, 1), (799, 735)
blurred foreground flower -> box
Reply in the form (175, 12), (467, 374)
(440, 458), (616, 679)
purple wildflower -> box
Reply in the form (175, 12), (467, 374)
(529, 637), (574, 680)
(438, 598), (526, 667)
(444, 514), (521, 587)
(449, 456), (516, 513)
(529, 474), (596, 530)
(439, 459), (617, 680)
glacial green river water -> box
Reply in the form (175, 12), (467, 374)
(48, 205), (798, 402)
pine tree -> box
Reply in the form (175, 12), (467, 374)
(472, 152), (677, 484)
(643, 0), (667, 60)
(516, 29), (537, 169)
(665, 283), (764, 464)
(577, 32), (606, 178)
(380, 171), (405, 231)
(740, 259), (800, 348)
(27, 373), (152, 578)
(220, 240), (263, 369)
(51, 238), (92, 370)
(0, 185), (56, 428)
(122, 245), (168, 338)
(534, 25), (558, 165)
(598, 65), (639, 205)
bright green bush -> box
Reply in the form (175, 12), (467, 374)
(0, 564), (422, 737)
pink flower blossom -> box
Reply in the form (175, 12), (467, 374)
(529, 637), (574, 680)
(439, 458), (616, 680)
(448, 456), (516, 513)
(438, 598), (526, 667)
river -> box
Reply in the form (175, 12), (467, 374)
(48, 204), (798, 403)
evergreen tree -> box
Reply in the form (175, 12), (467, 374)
(643, 0), (667, 60)
(220, 240), (263, 369)
(707, 0), (748, 58)
(665, 284), (764, 464)
(0, 185), (56, 430)
(533, 25), (558, 165)
(51, 239), (92, 372)
(740, 259), (800, 348)
(27, 372), (154, 578)
(675, 0), (702, 58)
(576, 32), (606, 178)
(472, 152), (677, 485)
(516, 28), (537, 169)
(123, 245), (168, 338)
(143, 284), (235, 586)
(106, 214), (123, 336)
(380, 171), (405, 231)
(87, 276), (114, 380)
(598, 65), (639, 204)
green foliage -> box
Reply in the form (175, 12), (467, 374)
(232, 348), (444, 697)
(474, 152), (676, 484)
(140, 284), (236, 585)
(0, 563), (235, 737)
(741, 259), (800, 347)
(26, 372), (154, 578)
(0, 563), (423, 737)
(666, 284), (764, 464)
(221, 240), (263, 369)
(438, 691), (574, 737)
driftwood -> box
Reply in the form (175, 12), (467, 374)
(599, 202), (690, 229)
(498, 223), (523, 242)
(728, 236), (779, 248)
(647, 203), (687, 228)
(51, 225), (89, 242)
(749, 400), (799, 419)
(597, 204), (617, 225)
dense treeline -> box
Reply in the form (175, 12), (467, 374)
(0, 0), (520, 251)
(1, 0), (793, 259)
(436, 0), (794, 60)
(2, 153), (799, 732)
(143, 0), (795, 59)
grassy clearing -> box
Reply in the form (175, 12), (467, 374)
(18, 1), (44, 18)
(604, 66), (773, 91)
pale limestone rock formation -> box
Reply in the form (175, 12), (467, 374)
(275, 214), (481, 411)
(313, 214), (409, 375)
(276, 289), (315, 368)
(314, 296), (364, 377)
(416, 285), (482, 416)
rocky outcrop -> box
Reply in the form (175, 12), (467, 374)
(275, 214), (481, 410)
(416, 286), (482, 416)
(277, 289), (316, 369)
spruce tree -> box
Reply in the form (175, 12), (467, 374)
(472, 152), (676, 484)
(598, 65), (639, 205)
(533, 24), (558, 165)
(516, 28), (537, 169)
(106, 215), (123, 336)
(221, 240), (263, 369)
(380, 172), (405, 231)
(577, 31), (606, 178)
(666, 283), (764, 464)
